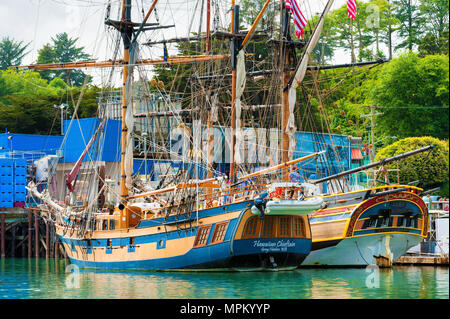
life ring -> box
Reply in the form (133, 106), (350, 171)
(269, 187), (283, 199)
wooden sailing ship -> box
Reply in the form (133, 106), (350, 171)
(301, 146), (434, 267)
(22, 0), (337, 271)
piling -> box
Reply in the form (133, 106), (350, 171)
(28, 210), (32, 258)
(34, 213), (39, 258)
(0, 208), (61, 259)
(45, 221), (50, 259)
(0, 213), (5, 257)
(11, 224), (15, 257)
(54, 242), (59, 259)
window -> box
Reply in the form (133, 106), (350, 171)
(106, 238), (112, 254)
(211, 222), (229, 244)
(278, 216), (291, 237)
(362, 216), (379, 229)
(380, 217), (392, 227)
(243, 217), (260, 239)
(109, 219), (115, 230)
(293, 217), (304, 238)
(412, 216), (419, 228)
(405, 217), (412, 227)
(102, 220), (108, 230)
(375, 217), (384, 228)
(194, 225), (211, 247)
(261, 216), (276, 238)
(396, 217), (404, 227)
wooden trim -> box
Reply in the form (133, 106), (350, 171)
(278, 216), (291, 238)
(193, 225), (212, 247)
(211, 221), (229, 244)
(242, 216), (261, 239)
(260, 216), (276, 238)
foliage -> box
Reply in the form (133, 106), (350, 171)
(325, 0), (397, 62)
(0, 37), (30, 70)
(37, 33), (91, 87)
(392, 0), (423, 51)
(418, 30), (449, 56)
(239, 0), (277, 29)
(375, 136), (449, 194)
(367, 52), (449, 140)
(0, 69), (100, 135)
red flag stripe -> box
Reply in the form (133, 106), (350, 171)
(286, 0), (307, 39)
(347, 0), (357, 20)
(287, 0), (307, 26)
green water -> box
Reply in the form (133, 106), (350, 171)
(0, 258), (448, 299)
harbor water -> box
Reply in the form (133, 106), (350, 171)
(0, 258), (448, 299)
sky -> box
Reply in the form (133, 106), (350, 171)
(0, 0), (351, 84)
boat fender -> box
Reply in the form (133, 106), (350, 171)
(253, 192), (269, 220)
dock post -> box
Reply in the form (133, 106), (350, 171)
(11, 223), (16, 258)
(34, 213), (39, 258)
(46, 221), (50, 259)
(55, 241), (59, 259)
(28, 210), (32, 258)
(0, 213), (5, 258)
(21, 220), (26, 257)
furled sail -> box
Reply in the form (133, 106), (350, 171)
(234, 50), (247, 164)
(124, 42), (139, 190)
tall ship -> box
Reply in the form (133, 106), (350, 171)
(22, 0), (339, 271)
(301, 146), (434, 267)
(21, 0), (433, 271)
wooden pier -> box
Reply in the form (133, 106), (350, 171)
(0, 208), (65, 259)
(394, 255), (449, 266)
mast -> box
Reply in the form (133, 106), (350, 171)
(119, 0), (133, 229)
(229, 0), (271, 183)
(281, 0), (292, 182)
(282, 0), (335, 184)
(229, 2), (239, 182)
(206, 0), (214, 181)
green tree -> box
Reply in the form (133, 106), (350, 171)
(37, 33), (91, 86)
(0, 69), (100, 134)
(375, 136), (449, 194)
(392, 0), (422, 51)
(0, 37), (30, 70)
(418, 30), (449, 56)
(239, 0), (277, 28)
(368, 53), (449, 139)
(418, 0), (449, 41)
(328, 1), (388, 62)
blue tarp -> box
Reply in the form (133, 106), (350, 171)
(0, 132), (63, 157)
(294, 131), (351, 180)
(60, 118), (121, 163)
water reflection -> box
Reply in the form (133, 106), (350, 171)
(0, 259), (447, 299)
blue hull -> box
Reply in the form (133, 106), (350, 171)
(67, 238), (310, 270)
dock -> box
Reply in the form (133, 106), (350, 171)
(395, 254), (449, 266)
(0, 208), (65, 259)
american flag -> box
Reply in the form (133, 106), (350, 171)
(286, 0), (307, 40)
(347, 0), (357, 20)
